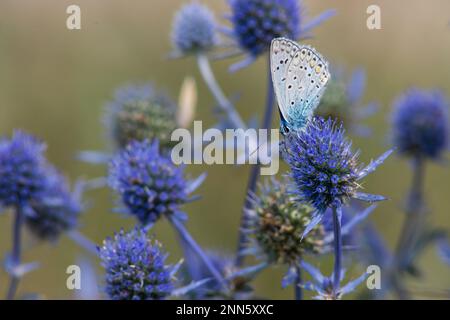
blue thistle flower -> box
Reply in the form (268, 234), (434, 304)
(317, 67), (378, 137)
(391, 88), (449, 159)
(25, 167), (82, 242)
(171, 2), (218, 56)
(104, 84), (178, 150)
(283, 117), (392, 234)
(98, 228), (177, 300)
(108, 139), (204, 225)
(225, 0), (335, 71)
(0, 130), (48, 208)
(301, 261), (367, 300)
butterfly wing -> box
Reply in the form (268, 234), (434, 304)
(270, 38), (302, 129)
(284, 45), (330, 130)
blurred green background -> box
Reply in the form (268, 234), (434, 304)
(0, 0), (449, 299)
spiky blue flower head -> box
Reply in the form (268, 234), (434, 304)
(284, 118), (360, 212)
(283, 117), (391, 230)
(108, 139), (202, 225)
(317, 68), (378, 136)
(104, 84), (177, 150)
(171, 2), (218, 56)
(25, 167), (81, 241)
(391, 88), (449, 159)
(0, 130), (48, 208)
(98, 228), (176, 300)
(229, 0), (300, 57)
(225, 0), (334, 71)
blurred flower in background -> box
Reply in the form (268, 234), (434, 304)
(224, 0), (335, 71)
(25, 167), (82, 242)
(171, 2), (218, 57)
(391, 88), (449, 160)
(104, 84), (178, 151)
(0, 131), (48, 209)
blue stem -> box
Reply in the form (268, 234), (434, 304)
(295, 264), (303, 300)
(197, 54), (246, 129)
(6, 207), (24, 300)
(332, 206), (342, 293)
(168, 214), (228, 290)
(68, 230), (98, 256)
(235, 57), (275, 267)
(391, 156), (425, 299)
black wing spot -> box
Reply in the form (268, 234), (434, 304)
(284, 59), (289, 64)
(281, 78), (286, 82)
(291, 101), (294, 105)
(288, 85), (292, 89)
(280, 60), (284, 64)
(294, 76), (297, 80)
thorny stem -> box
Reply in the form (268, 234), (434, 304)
(6, 207), (24, 300)
(391, 156), (426, 299)
(235, 57), (275, 267)
(332, 206), (342, 293)
(196, 54), (246, 129)
(168, 215), (228, 291)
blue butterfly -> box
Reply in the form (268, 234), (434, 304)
(270, 38), (330, 135)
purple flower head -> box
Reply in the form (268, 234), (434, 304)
(283, 117), (392, 236)
(171, 2), (218, 55)
(225, 0), (335, 71)
(0, 130), (48, 208)
(391, 88), (449, 159)
(246, 177), (324, 265)
(98, 228), (177, 300)
(108, 139), (204, 225)
(25, 166), (82, 242)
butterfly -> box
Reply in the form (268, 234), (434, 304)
(270, 38), (331, 135)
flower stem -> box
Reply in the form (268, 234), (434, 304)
(295, 264), (303, 300)
(196, 54), (246, 129)
(168, 214), (228, 290)
(332, 206), (342, 293)
(235, 57), (275, 267)
(392, 156), (426, 299)
(67, 230), (98, 256)
(6, 207), (24, 300)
